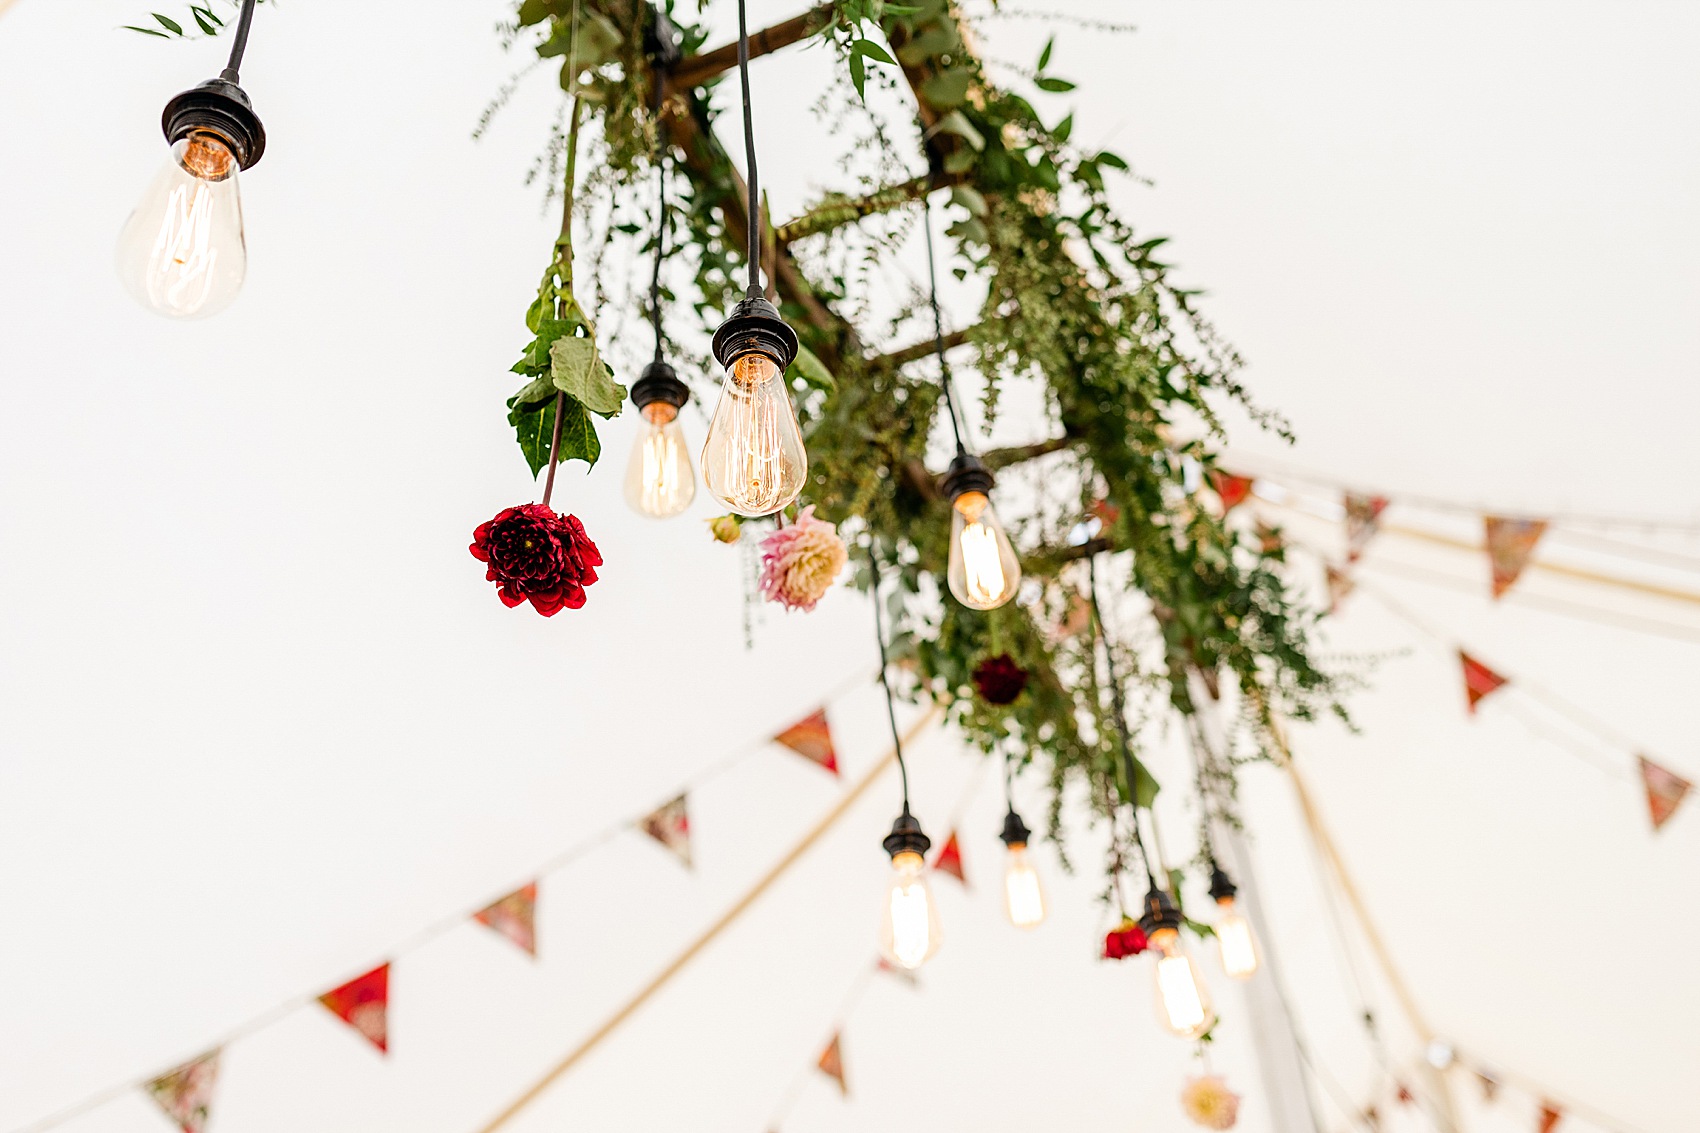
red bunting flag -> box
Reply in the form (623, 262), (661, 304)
(875, 955), (919, 987)
(774, 708), (838, 776)
(931, 831), (966, 886)
(1395, 1082), (1413, 1105)
(1345, 493), (1389, 562)
(817, 1033), (847, 1096)
(1639, 756), (1692, 832)
(318, 963), (390, 1053)
(640, 793), (693, 867)
(145, 1050), (219, 1133)
(1325, 564), (1355, 614)
(1538, 1102), (1563, 1133)
(1211, 470), (1254, 513)
(1460, 651), (1509, 714)
(474, 882), (538, 957)
(1484, 517), (1548, 599)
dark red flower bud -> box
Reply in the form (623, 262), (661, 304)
(470, 503), (602, 616)
(972, 653), (1029, 706)
(1102, 919), (1148, 960)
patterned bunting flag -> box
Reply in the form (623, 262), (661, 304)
(318, 963), (390, 1053)
(1211, 470), (1254, 513)
(1325, 564), (1355, 613)
(1344, 493), (1389, 562)
(1255, 521), (1285, 555)
(1484, 517), (1548, 599)
(817, 1034), (847, 1096)
(1460, 651), (1509, 714)
(145, 1050), (219, 1133)
(1538, 1102), (1563, 1133)
(931, 831), (966, 886)
(875, 955), (919, 988)
(1638, 756), (1692, 832)
(774, 708), (838, 776)
(640, 793), (693, 867)
(1477, 1071), (1500, 1101)
(474, 882), (538, 956)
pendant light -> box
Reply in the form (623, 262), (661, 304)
(117, 0), (265, 319)
(1209, 863), (1261, 980)
(624, 34), (696, 519)
(700, 0), (805, 517)
(869, 544), (942, 971)
(1087, 552), (1217, 1038)
(999, 758), (1047, 929)
(922, 197), (1019, 609)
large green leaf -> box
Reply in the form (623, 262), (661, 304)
(554, 396), (602, 468)
(549, 335), (625, 417)
(792, 344), (836, 392)
(921, 69), (973, 109)
(506, 395), (557, 479)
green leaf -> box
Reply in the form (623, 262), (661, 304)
(506, 395), (556, 479)
(512, 313), (582, 375)
(510, 374), (557, 407)
(944, 217), (988, 245)
(123, 25), (171, 36)
(1052, 112), (1074, 143)
(921, 69), (972, 109)
(849, 38), (896, 65)
(549, 335), (626, 417)
(152, 12), (184, 34)
(1035, 76), (1076, 93)
(896, 24), (957, 65)
(943, 147), (978, 175)
(930, 109), (985, 151)
(1112, 751), (1161, 808)
(190, 6), (218, 34)
(793, 344), (836, 392)
(1096, 150), (1130, 170)
(848, 52), (867, 101)
(949, 185), (988, 217)
(554, 396), (602, 468)
(1037, 35), (1054, 73)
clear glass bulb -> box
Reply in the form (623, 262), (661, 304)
(1214, 897), (1260, 980)
(947, 491), (1020, 609)
(1150, 928), (1216, 1039)
(878, 850), (942, 971)
(1002, 842), (1047, 929)
(700, 352), (806, 516)
(623, 402), (696, 518)
(116, 132), (246, 318)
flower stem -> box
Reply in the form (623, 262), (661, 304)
(541, 91), (586, 512)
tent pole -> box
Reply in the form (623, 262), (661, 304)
(470, 703), (943, 1133)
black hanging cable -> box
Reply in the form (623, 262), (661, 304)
(920, 196), (968, 455)
(650, 78), (667, 364)
(219, 0), (259, 83)
(868, 542), (913, 812)
(1086, 553), (1158, 888)
(736, 0), (763, 298)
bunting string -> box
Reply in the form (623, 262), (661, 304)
(9, 667), (881, 1133)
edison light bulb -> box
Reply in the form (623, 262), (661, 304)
(1214, 896), (1260, 980)
(878, 851), (942, 970)
(947, 490), (1021, 610)
(701, 351), (806, 516)
(624, 401), (696, 518)
(1002, 842), (1047, 929)
(117, 132), (246, 318)
(1150, 927), (1216, 1039)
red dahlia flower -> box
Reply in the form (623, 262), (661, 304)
(1102, 918), (1148, 960)
(470, 503), (602, 616)
(972, 653), (1029, 705)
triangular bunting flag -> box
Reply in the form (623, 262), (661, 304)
(1484, 517), (1548, 599)
(1211, 470), (1254, 513)
(817, 1033), (847, 1096)
(1255, 521), (1285, 555)
(474, 882), (538, 956)
(931, 831), (966, 886)
(1639, 755), (1692, 832)
(1344, 493), (1389, 562)
(318, 963), (390, 1053)
(1395, 1082), (1413, 1105)
(1478, 1071), (1500, 1102)
(774, 708), (838, 776)
(875, 955), (919, 988)
(1460, 651), (1509, 714)
(1325, 564), (1355, 613)
(1538, 1102), (1563, 1133)
(640, 793), (693, 867)
(145, 1050), (219, 1133)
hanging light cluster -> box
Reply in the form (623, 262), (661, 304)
(700, 0), (806, 519)
(117, 0), (264, 319)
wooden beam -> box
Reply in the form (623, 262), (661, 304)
(869, 328), (970, 370)
(775, 176), (934, 244)
(663, 4), (833, 93)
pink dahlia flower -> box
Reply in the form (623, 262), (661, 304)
(758, 506), (847, 612)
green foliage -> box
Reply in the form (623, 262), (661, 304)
(123, 0), (263, 39)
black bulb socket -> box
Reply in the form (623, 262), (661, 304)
(882, 811), (933, 860)
(711, 296), (799, 374)
(630, 360), (690, 413)
(1208, 864), (1238, 903)
(999, 808), (1032, 848)
(645, 7), (684, 68)
(1138, 885), (1184, 937)
(162, 78), (266, 170)
(941, 450), (995, 502)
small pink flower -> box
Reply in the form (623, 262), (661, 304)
(1181, 1075), (1241, 1130)
(758, 506), (847, 612)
